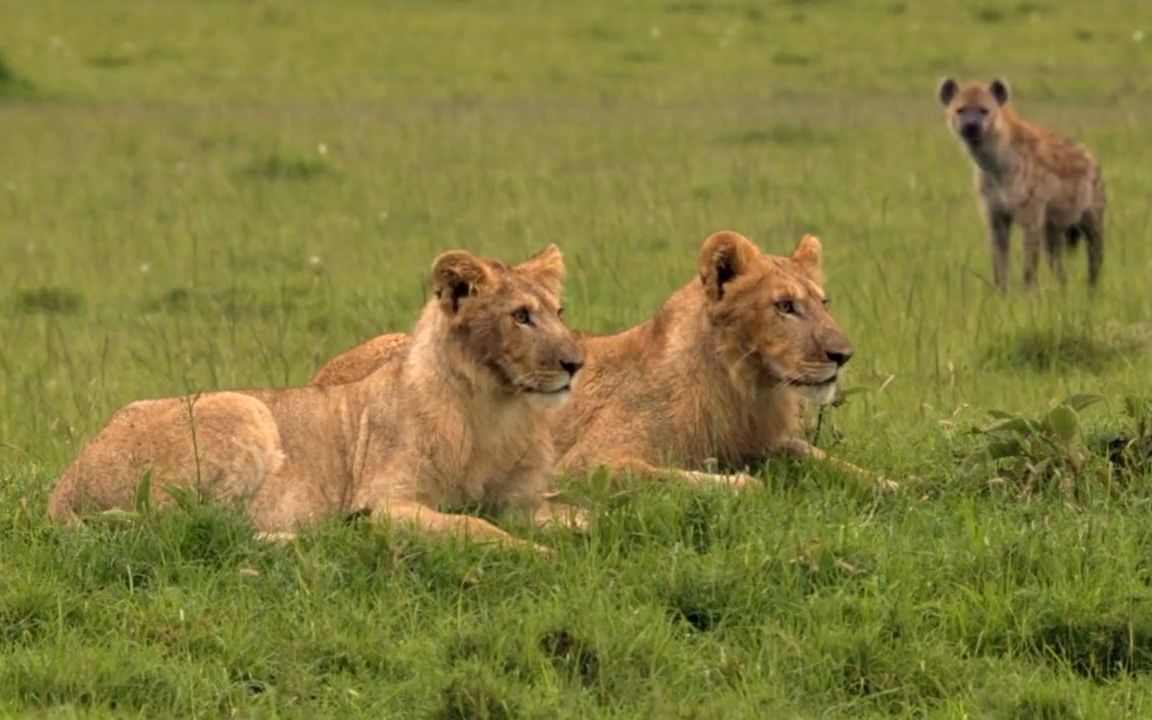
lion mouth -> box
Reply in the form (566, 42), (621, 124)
(788, 373), (838, 388)
(528, 384), (572, 396)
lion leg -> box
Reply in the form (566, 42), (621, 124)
(532, 498), (590, 533)
(602, 457), (755, 488)
(769, 437), (899, 492)
(377, 502), (552, 554)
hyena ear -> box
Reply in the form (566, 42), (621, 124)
(698, 231), (759, 302)
(430, 250), (496, 314)
(791, 234), (824, 285)
(515, 243), (566, 299)
(989, 78), (1010, 105)
(938, 77), (959, 106)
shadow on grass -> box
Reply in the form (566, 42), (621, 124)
(980, 324), (1150, 373)
(14, 287), (84, 315)
(1028, 617), (1152, 680)
(0, 51), (35, 99)
(716, 123), (834, 147)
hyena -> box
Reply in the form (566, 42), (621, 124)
(938, 77), (1105, 290)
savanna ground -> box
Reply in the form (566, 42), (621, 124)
(2, 0), (1152, 716)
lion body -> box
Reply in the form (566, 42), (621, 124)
(49, 246), (584, 550)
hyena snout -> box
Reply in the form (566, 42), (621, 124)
(960, 122), (983, 141)
(956, 109), (988, 142)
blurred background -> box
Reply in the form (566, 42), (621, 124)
(1, 0), (1150, 482)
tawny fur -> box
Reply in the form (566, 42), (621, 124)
(939, 77), (1105, 289)
(48, 245), (585, 552)
(312, 232), (861, 487)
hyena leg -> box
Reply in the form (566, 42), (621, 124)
(1081, 208), (1104, 287)
(1044, 224), (1068, 285)
(1020, 220), (1045, 289)
(987, 210), (1012, 291)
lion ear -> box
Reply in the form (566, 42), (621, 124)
(698, 231), (759, 302)
(791, 234), (824, 284)
(515, 243), (566, 298)
(430, 250), (495, 314)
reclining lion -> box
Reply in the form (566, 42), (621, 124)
(49, 246), (585, 551)
(312, 232), (867, 487)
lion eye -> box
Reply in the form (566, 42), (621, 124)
(557, 307), (565, 319)
(775, 300), (797, 315)
(512, 308), (532, 325)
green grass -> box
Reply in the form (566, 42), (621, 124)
(2, 0), (1152, 715)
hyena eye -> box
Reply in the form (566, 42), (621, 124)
(775, 300), (797, 315)
(512, 307), (532, 325)
(557, 307), (565, 319)
(978, 107), (989, 116)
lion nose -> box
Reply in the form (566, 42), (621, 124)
(826, 348), (853, 367)
(560, 358), (583, 377)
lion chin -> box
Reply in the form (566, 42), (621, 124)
(526, 386), (572, 410)
(793, 381), (838, 407)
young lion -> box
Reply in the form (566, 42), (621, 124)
(553, 231), (852, 485)
(312, 232), (861, 488)
(48, 246), (585, 551)
(938, 77), (1105, 289)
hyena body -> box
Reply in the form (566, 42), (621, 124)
(938, 77), (1105, 290)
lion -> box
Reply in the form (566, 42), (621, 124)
(48, 245), (586, 552)
(313, 232), (871, 488)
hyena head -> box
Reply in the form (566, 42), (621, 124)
(938, 77), (1010, 145)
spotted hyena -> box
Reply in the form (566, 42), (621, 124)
(938, 77), (1104, 290)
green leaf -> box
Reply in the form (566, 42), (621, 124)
(134, 471), (153, 515)
(984, 417), (1037, 436)
(1046, 405), (1080, 444)
(985, 409), (1018, 420)
(986, 440), (1025, 459)
(1063, 394), (1103, 412)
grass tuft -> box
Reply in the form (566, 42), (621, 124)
(239, 153), (330, 181)
(0, 51), (34, 98)
(539, 629), (601, 687)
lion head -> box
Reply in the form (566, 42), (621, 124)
(429, 244), (584, 405)
(938, 77), (1011, 147)
(697, 231), (853, 405)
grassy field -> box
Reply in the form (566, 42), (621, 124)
(3, 0), (1152, 716)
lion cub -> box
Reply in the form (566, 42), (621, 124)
(553, 231), (853, 485)
(48, 246), (585, 551)
(312, 232), (862, 488)
(938, 77), (1105, 289)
